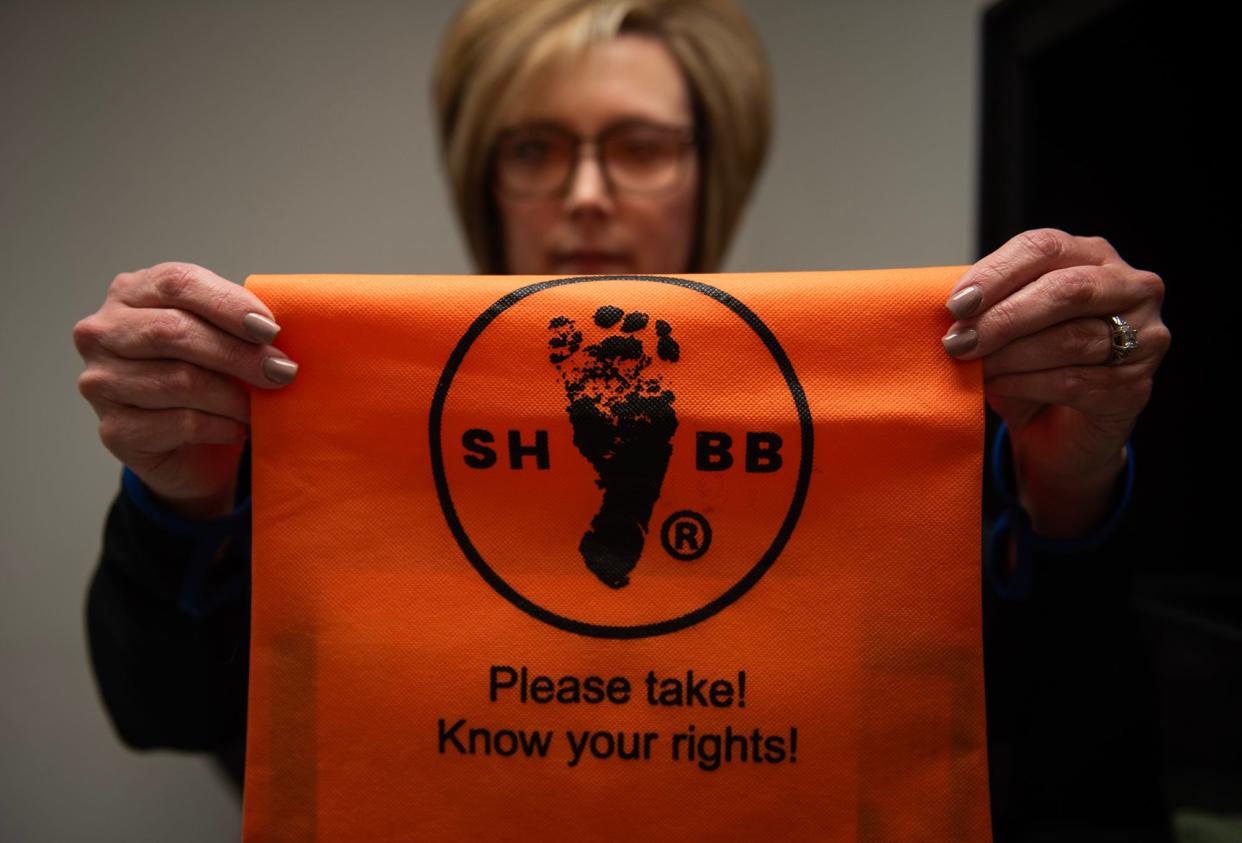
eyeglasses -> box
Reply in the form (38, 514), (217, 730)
(492, 121), (697, 199)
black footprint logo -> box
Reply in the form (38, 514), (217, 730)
(548, 305), (682, 589)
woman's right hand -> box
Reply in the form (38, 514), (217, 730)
(73, 262), (299, 520)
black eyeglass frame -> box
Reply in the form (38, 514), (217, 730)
(491, 120), (699, 199)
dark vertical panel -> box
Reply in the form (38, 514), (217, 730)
(979, 0), (1236, 837)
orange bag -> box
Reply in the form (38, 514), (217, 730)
(242, 269), (988, 841)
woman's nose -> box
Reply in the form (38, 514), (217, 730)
(564, 143), (614, 213)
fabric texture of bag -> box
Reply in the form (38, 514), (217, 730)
(242, 269), (988, 841)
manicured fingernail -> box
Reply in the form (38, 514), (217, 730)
(263, 357), (298, 384)
(946, 285), (983, 319)
(941, 328), (978, 357)
(244, 312), (281, 344)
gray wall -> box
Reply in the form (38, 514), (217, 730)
(1, 1), (990, 838)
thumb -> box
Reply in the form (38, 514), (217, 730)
(985, 395), (1042, 431)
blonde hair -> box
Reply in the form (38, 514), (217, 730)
(433, 0), (771, 273)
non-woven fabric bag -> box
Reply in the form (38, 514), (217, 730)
(242, 269), (988, 841)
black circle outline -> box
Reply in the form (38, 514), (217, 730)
(428, 275), (813, 639)
(660, 509), (712, 562)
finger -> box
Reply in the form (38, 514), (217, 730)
(93, 307), (297, 389)
(98, 405), (248, 458)
(943, 265), (1155, 361)
(945, 229), (1119, 320)
(78, 357), (250, 424)
(109, 261), (283, 345)
(983, 299), (1170, 379)
(982, 317), (1116, 379)
(984, 364), (1153, 422)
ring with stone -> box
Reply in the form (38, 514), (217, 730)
(1105, 315), (1139, 365)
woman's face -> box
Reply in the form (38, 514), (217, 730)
(493, 34), (700, 276)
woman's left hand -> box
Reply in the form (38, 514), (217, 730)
(941, 228), (1170, 539)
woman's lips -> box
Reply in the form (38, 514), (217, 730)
(553, 252), (630, 274)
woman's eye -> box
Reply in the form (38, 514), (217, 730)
(510, 138), (554, 164)
(614, 135), (670, 166)
(625, 142), (659, 160)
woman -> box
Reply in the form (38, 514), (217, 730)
(75, 0), (1171, 834)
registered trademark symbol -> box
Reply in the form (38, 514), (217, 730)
(661, 510), (712, 561)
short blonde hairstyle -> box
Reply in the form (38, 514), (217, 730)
(433, 0), (771, 273)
